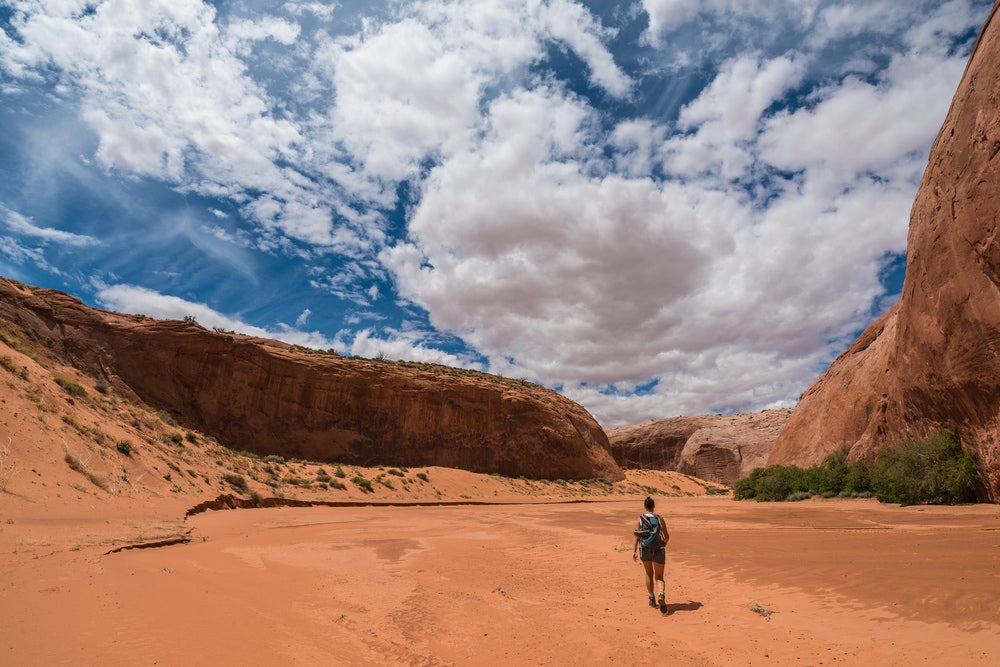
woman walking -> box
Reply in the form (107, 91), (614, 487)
(633, 496), (669, 608)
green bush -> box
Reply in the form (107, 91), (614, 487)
(222, 473), (248, 493)
(870, 430), (978, 505)
(735, 430), (978, 505)
(116, 440), (132, 456)
(351, 475), (373, 493)
(733, 464), (808, 501)
(55, 377), (87, 398)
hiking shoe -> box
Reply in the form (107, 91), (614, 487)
(648, 595), (657, 608)
(657, 593), (665, 606)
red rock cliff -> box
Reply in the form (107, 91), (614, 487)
(770, 3), (1000, 501)
(608, 410), (790, 486)
(0, 278), (622, 481)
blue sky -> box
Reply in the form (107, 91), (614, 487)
(0, 0), (992, 427)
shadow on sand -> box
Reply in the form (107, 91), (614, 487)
(661, 600), (703, 616)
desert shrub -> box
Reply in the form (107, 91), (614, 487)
(351, 475), (373, 493)
(0, 355), (16, 373)
(334, 465), (346, 478)
(416, 472), (429, 482)
(116, 440), (132, 456)
(733, 464), (806, 501)
(870, 430), (978, 505)
(95, 380), (110, 395)
(222, 473), (248, 493)
(264, 454), (285, 464)
(327, 479), (347, 490)
(387, 468), (405, 477)
(157, 411), (178, 427)
(185, 432), (198, 443)
(54, 377), (87, 398)
(64, 450), (108, 490)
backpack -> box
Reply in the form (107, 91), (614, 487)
(634, 513), (664, 549)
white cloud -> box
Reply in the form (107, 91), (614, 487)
(0, 236), (64, 276)
(383, 2), (987, 426)
(664, 54), (806, 179)
(540, 0), (632, 97)
(94, 283), (473, 364)
(758, 53), (967, 186)
(2, 0), (993, 428)
(224, 16), (300, 52)
(2, 206), (100, 247)
(96, 283), (335, 348)
(340, 327), (477, 367)
(640, 0), (820, 47)
(2, 0), (354, 249)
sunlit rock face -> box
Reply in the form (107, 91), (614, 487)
(770, 5), (1000, 501)
(607, 410), (790, 485)
(0, 278), (622, 481)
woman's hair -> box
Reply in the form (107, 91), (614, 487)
(644, 496), (655, 511)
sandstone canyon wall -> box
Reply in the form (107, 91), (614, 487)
(770, 3), (1000, 501)
(608, 409), (790, 486)
(0, 278), (622, 481)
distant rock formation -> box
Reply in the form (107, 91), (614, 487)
(770, 4), (1000, 501)
(607, 409), (791, 485)
(0, 278), (622, 481)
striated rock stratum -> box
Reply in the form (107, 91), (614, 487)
(770, 4), (1000, 501)
(0, 277), (622, 481)
(607, 410), (790, 486)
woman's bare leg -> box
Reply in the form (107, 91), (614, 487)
(641, 560), (655, 595)
(653, 561), (665, 600)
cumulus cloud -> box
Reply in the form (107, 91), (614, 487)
(383, 1), (987, 425)
(0, 0), (992, 427)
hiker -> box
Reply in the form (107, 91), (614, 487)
(633, 496), (669, 608)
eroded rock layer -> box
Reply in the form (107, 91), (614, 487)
(608, 410), (790, 486)
(0, 278), (622, 481)
(770, 4), (1000, 501)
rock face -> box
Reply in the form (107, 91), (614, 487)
(770, 4), (1000, 501)
(607, 410), (791, 486)
(0, 278), (622, 481)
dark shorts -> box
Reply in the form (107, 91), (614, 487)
(640, 544), (666, 564)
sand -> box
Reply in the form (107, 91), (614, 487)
(2, 494), (998, 666)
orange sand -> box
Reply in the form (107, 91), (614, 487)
(2, 495), (998, 666)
